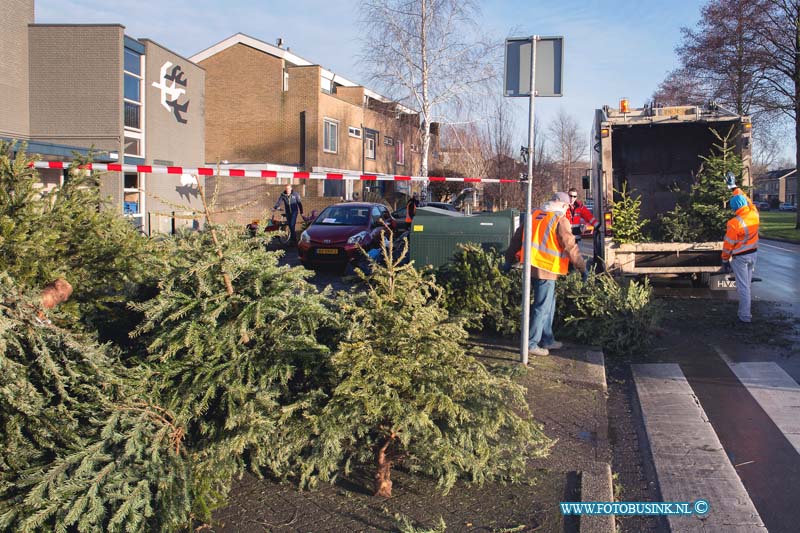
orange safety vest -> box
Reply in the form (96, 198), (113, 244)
(516, 209), (569, 275)
(722, 205), (759, 261)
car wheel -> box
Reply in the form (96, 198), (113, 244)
(277, 224), (291, 245)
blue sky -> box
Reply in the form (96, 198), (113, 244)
(37, 0), (705, 153)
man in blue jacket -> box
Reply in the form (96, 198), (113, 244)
(273, 183), (304, 244)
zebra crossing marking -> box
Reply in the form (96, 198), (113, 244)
(632, 363), (766, 532)
(722, 357), (800, 456)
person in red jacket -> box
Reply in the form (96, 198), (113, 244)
(567, 187), (598, 234)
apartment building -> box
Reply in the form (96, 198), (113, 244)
(754, 168), (797, 206)
(190, 33), (439, 216)
(0, 0), (205, 234)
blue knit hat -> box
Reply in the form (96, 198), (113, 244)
(730, 194), (747, 211)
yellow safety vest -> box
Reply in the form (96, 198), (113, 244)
(516, 210), (569, 275)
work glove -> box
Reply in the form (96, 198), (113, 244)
(501, 261), (513, 274)
(724, 171), (737, 190)
(721, 260), (732, 273)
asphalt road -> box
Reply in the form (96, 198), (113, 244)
(751, 238), (799, 304)
(617, 237), (800, 532)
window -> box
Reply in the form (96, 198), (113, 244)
(321, 77), (333, 94)
(396, 140), (405, 165)
(323, 179), (345, 198)
(323, 118), (338, 153)
(124, 135), (140, 155)
(384, 136), (393, 146)
(124, 49), (141, 76)
(365, 131), (377, 160)
(124, 74), (141, 102)
(123, 47), (143, 156)
(124, 102), (140, 129)
(283, 67), (289, 91)
(348, 126), (362, 139)
(123, 172), (145, 229)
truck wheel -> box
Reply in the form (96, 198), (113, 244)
(690, 273), (710, 288)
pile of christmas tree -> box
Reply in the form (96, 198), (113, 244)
(611, 130), (745, 244)
(0, 143), (552, 530)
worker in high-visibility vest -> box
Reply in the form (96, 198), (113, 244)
(505, 192), (587, 357)
(722, 194), (759, 323)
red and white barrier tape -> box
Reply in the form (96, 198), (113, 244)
(29, 161), (518, 184)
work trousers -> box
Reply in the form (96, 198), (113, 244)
(529, 278), (556, 348)
(731, 252), (757, 322)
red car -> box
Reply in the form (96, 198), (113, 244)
(298, 202), (396, 271)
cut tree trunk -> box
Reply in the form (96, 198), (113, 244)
(374, 435), (395, 497)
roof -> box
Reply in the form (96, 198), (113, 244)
(190, 33), (415, 114)
(757, 168), (796, 181)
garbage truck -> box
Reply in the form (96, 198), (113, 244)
(588, 102), (752, 287)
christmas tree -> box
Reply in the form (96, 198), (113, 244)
(0, 142), (162, 344)
(131, 180), (336, 516)
(299, 240), (551, 497)
(658, 127), (745, 242)
(0, 273), (193, 532)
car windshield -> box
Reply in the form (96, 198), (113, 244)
(314, 205), (371, 226)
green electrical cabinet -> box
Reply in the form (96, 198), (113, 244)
(408, 208), (520, 269)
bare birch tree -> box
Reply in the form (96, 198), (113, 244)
(357, 0), (496, 181)
(547, 108), (587, 191)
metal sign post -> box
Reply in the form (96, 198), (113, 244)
(519, 36), (537, 365)
(504, 35), (563, 364)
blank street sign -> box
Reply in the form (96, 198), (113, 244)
(504, 36), (564, 97)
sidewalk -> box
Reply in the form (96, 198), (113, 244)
(211, 336), (614, 532)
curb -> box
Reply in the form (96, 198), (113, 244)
(580, 463), (615, 533)
(579, 349), (616, 533)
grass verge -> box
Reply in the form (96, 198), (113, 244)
(760, 211), (800, 242)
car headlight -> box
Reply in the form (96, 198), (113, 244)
(347, 231), (369, 245)
(300, 230), (310, 243)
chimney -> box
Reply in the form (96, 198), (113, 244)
(276, 37), (284, 48)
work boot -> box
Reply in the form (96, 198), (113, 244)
(528, 345), (549, 357)
(542, 341), (563, 350)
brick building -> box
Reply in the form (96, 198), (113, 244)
(754, 168), (797, 206)
(190, 33), (439, 222)
(0, 0), (205, 234)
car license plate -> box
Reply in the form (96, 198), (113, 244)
(317, 248), (338, 255)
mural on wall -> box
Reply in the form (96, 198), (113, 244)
(152, 61), (190, 124)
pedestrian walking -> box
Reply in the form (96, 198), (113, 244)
(505, 192), (587, 356)
(722, 194), (759, 323)
(273, 183), (304, 244)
